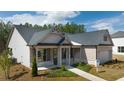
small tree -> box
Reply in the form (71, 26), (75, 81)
(61, 65), (66, 71)
(0, 49), (12, 80)
(32, 57), (38, 77)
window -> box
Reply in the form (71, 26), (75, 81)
(37, 48), (50, 62)
(104, 35), (108, 41)
(118, 46), (124, 53)
(122, 47), (124, 52)
(46, 49), (50, 61)
(118, 47), (121, 52)
(71, 48), (80, 58)
(53, 48), (57, 58)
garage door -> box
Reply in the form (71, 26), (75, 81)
(99, 51), (110, 63)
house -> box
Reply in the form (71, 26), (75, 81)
(7, 25), (113, 68)
(112, 31), (124, 55)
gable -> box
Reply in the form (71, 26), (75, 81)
(8, 28), (27, 48)
(99, 30), (113, 45)
(14, 25), (38, 43)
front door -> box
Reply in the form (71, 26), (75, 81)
(62, 48), (69, 65)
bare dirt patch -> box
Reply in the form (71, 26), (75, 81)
(89, 60), (124, 80)
(113, 54), (124, 61)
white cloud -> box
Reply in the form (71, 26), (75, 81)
(0, 11), (80, 25)
(90, 13), (124, 33)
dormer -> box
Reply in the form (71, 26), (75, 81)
(103, 35), (108, 41)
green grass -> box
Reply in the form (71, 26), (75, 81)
(47, 67), (77, 77)
(72, 63), (92, 72)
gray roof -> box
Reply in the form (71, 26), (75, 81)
(28, 30), (50, 45)
(14, 25), (50, 44)
(111, 31), (124, 38)
(67, 29), (113, 45)
(13, 25), (113, 46)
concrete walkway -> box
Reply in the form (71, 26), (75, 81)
(67, 66), (106, 81)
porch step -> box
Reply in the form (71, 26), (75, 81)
(38, 67), (48, 70)
(38, 65), (57, 70)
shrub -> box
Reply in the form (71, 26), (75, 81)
(0, 50), (13, 80)
(32, 57), (38, 77)
(61, 65), (66, 71)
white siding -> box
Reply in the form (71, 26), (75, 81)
(8, 28), (31, 68)
(112, 38), (124, 55)
(83, 46), (96, 65)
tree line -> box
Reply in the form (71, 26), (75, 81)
(0, 21), (13, 53)
(24, 22), (86, 33)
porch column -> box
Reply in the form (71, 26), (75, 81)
(68, 47), (71, 65)
(58, 46), (62, 66)
(80, 46), (82, 59)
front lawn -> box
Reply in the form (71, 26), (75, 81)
(47, 67), (77, 77)
(0, 64), (88, 81)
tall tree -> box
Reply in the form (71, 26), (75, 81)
(0, 21), (13, 52)
(43, 24), (48, 30)
(25, 22), (32, 27)
(47, 24), (52, 29)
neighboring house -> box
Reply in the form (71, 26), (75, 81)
(7, 25), (113, 68)
(112, 31), (124, 55)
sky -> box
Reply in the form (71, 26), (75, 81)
(0, 11), (124, 33)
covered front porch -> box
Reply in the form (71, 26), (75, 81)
(33, 45), (81, 68)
